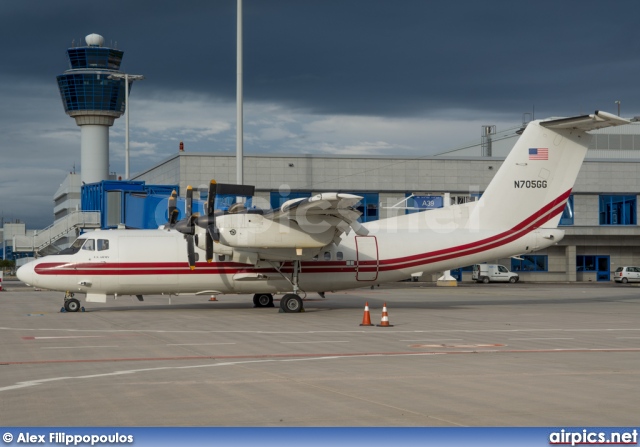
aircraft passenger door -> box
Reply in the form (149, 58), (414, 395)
(355, 236), (379, 281)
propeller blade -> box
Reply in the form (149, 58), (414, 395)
(206, 180), (219, 247)
(167, 190), (178, 226)
(186, 185), (193, 218)
(186, 235), (196, 270)
(207, 223), (220, 243)
(207, 180), (217, 216)
(205, 233), (213, 263)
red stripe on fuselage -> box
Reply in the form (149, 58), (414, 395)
(34, 190), (570, 277)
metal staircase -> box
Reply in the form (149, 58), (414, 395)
(13, 211), (101, 256)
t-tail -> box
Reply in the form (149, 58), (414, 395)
(472, 111), (629, 231)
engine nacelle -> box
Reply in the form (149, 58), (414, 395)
(216, 213), (336, 249)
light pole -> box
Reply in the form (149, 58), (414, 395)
(236, 0), (243, 186)
(615, 100), (621, 117)
(108, 73), (145, 179)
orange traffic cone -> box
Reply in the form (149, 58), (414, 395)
(359, 302), (374, 326)
(376, 302), (393, 327)
(209, 295), (218, 301)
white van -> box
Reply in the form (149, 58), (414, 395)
(472, 264), (519, 283)
(614, 266), (640, 283)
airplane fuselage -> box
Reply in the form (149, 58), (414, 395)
(18, 211), (564, 299)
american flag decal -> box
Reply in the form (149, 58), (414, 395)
(529, 148), (548, 160)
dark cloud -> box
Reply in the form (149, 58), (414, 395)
(2, 1), (639, 117)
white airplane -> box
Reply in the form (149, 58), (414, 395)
(17, 111), (628, 313)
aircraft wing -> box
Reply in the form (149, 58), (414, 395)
(272, 192), (369, 237)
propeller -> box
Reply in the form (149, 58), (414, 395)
(190, 180), (219, 263)
(168, 180), (248, 267)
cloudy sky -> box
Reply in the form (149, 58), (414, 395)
(1, 0), (639, 229)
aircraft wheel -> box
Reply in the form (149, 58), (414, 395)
(253, 293), (274, 308)
(65, 298), (81, 313)
(281, 294), (303, 313)
(482, 277), (490, 284)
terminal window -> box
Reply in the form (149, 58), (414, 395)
(599, 195), (636, 225)
(576, 256), (596, 271)
(511, 255), (548, 272)
(347, 193), (379, 222)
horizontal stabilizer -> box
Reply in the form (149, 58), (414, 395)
(541, 110), (629, 131)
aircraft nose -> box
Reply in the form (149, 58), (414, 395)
(16, 262), (35, 286)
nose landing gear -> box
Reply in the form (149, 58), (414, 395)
(62, 291), (82, 313)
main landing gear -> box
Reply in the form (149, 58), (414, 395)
(280, 260), (305, 313)
(253, 292), (303, 312)
(253, 293), (274, 308)
(280, 294), (303, 313)
(267, 259), (306, 313)
(63, 291), (82, 313)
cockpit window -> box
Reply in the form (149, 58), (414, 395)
(55, 238), (87, 255)
(81, 239), (95, 251)
(97, 239), (109, 251)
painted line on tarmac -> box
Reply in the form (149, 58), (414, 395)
(24, 335), (106, 340)
(166, 343), (236, 346)
(509, 337), (575, 340)
(3, 347), (640, 367)
(0, 353), (445, 393)
(40, 346), (119, 350)
(22, 334), (142, 340)
(399, 338), (464, 342)
(2, 348), (640, 394)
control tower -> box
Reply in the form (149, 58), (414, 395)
(57, 33), (130, 184)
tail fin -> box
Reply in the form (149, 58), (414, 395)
(474, 111), (629, 230)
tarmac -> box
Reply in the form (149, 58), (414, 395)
(0, 280), (639, 427)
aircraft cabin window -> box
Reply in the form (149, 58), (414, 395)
(218, 255), (226, 262)
(336, 251), (343, 261)
(82, 239), (95, 251)
(324, 252), (331, 261)
(97, 239), (109, 251)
